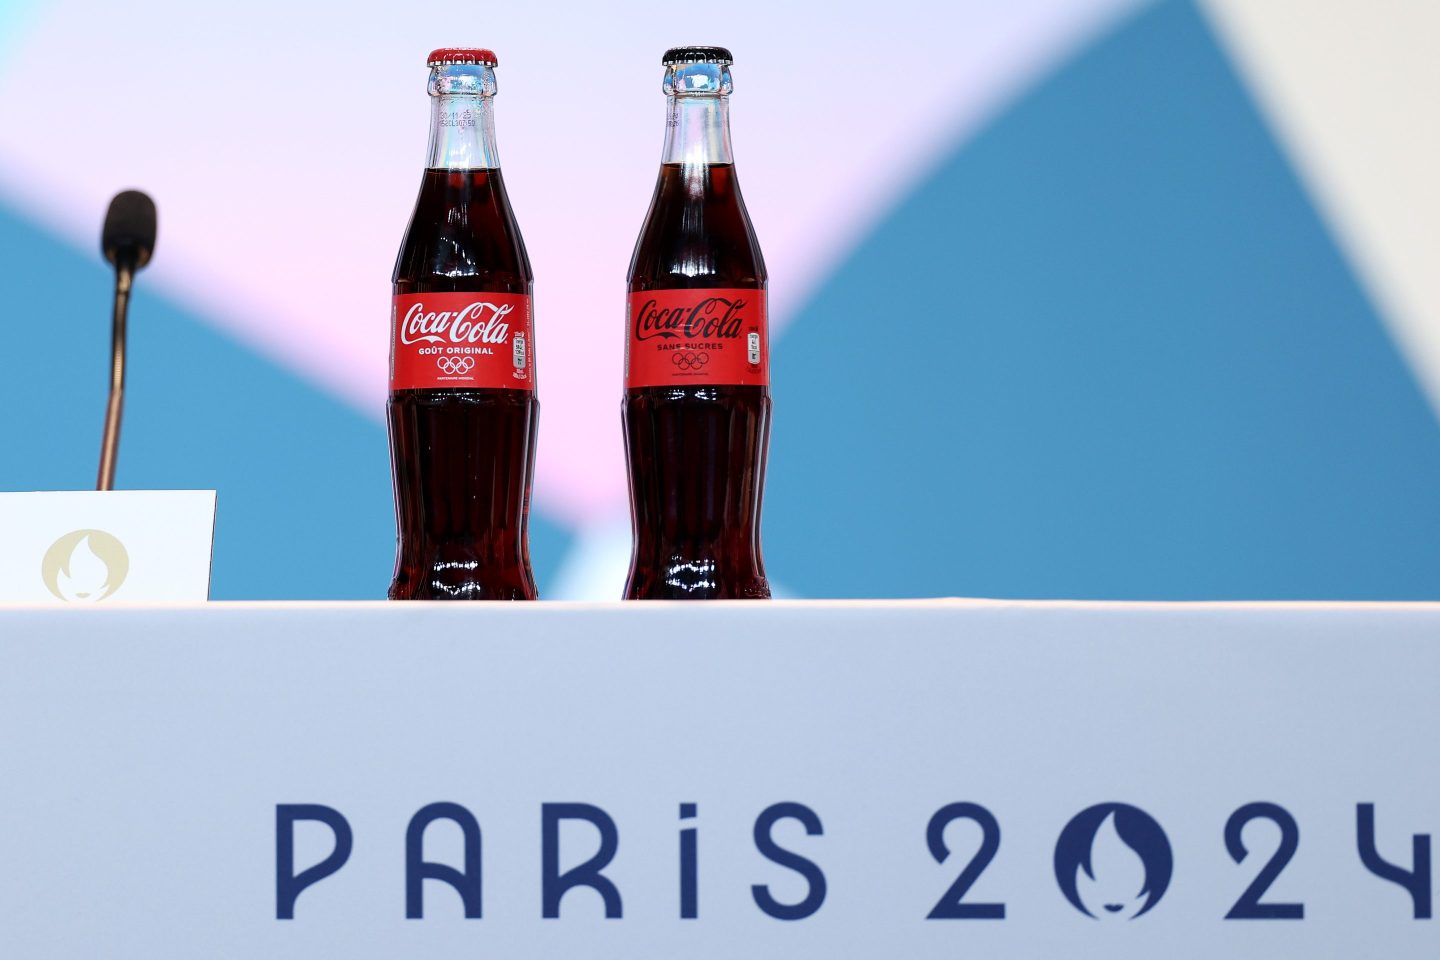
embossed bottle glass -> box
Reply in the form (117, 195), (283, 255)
(624, 46), (771, 599)
(389, 48), (539, 600)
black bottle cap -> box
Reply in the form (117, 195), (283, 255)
(662, 45), (734, 66)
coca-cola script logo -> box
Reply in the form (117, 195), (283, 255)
(634, 296), (747, 343)
(400, 301), (513, 346)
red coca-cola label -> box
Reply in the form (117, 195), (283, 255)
(390, 292), (535, 392)
(625, 289), (769, 389)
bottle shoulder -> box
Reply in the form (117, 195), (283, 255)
(627, 163), (767, 288)
(393, 168), (533, 290)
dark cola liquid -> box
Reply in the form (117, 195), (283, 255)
(624, 162), (771, 599)
(389, 168), (538, 600)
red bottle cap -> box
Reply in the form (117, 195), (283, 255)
(427, 48), (498, 67)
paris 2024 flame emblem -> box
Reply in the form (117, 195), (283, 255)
(40, 529), (129, 602)
(1054, 803), (1174, 920)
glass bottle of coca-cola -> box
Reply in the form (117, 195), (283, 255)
(624, 46), (771, 600)
(389, 48), (539, 600)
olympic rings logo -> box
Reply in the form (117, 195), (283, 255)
(672, 351), (710, 371)
(436, 356), (476, 376)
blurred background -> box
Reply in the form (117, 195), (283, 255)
(0, 0), (1436, 600)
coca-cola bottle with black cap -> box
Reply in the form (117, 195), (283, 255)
(388, 47), (539, 600)
(624, 46), (771, 600)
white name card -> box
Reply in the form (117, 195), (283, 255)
(0, 490), (216, 603)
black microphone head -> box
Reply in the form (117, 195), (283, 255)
(102, 190), (157, 270)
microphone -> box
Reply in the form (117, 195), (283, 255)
(96, 190), (157, 491)
(102, 190), (157, 271)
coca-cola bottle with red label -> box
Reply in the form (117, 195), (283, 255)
(624, 46), (771, 599)
(389, 48), (539, 600)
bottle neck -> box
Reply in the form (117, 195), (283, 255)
(427, 94), (499, 170)
(661, 95), (733, 165)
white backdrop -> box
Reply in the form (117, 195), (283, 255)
(0, 600), (1436, 957)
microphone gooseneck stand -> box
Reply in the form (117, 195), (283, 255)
(97, 261), (132, 492)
